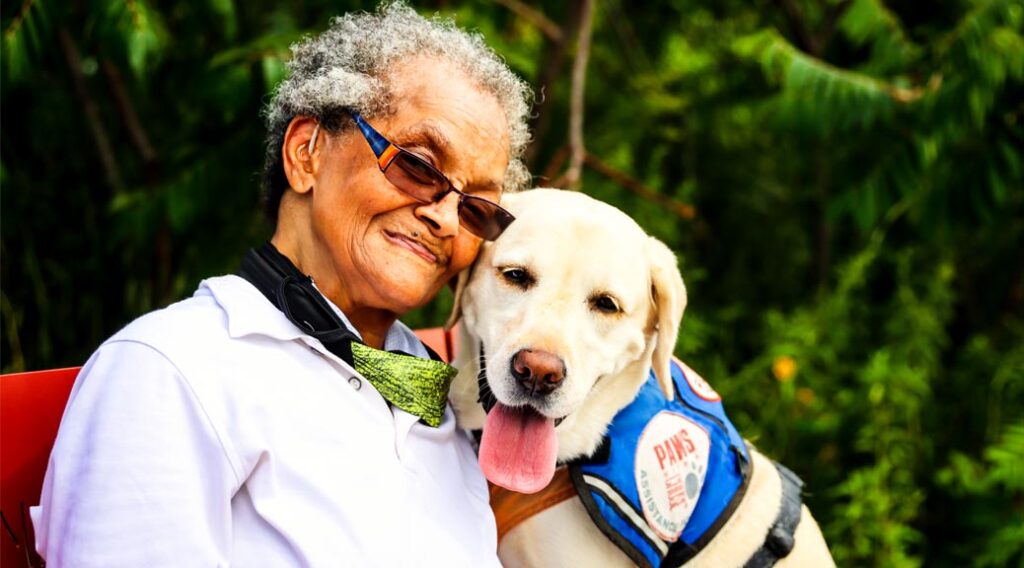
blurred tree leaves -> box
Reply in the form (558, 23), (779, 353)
(2, 0), (1022, 565)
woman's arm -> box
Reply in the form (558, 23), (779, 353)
(32, 340), (238, 567)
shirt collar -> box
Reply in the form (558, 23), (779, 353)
(199, 275), (306, 341)
(199, 274), (428, 358)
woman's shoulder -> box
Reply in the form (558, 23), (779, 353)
(102, 274), (315, 376)
(109, 278), (234, 347)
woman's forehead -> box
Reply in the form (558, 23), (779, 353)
(384, 57), (508, 137)
(383, 58), (510, 184)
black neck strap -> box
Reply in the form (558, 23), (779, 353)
(237, 242), (445, 365)
(238, 242), (359, 365)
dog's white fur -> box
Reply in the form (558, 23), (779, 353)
(448, 189), (834, 567)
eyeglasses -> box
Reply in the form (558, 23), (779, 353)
(308, 112), (515, 241)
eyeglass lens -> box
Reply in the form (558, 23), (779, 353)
(382, 150), (512, 240)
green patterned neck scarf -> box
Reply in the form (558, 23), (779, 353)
(350, 342), (458, 427)
(238, 243), (457, 427)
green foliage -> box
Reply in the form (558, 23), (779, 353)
(839, 0), (922, 74)
(938, 419), (1024, 567)
(2, 0), (1022, 564)
(99, 0), (170, 78)
(2, 0), (53, 83)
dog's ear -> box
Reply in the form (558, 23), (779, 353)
(446, 207), (506, 330)
(445, 266), (473, 330)
(647, 237), (687, 400)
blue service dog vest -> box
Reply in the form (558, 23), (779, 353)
(568, 359), (751, 568)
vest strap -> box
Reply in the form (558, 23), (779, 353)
(490, 467), (577, 542)
(742, 461), (804, 568)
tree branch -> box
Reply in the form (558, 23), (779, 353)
(525, 3), (578, 168)
(814, 0), (853, 55)
(98, 59), (172, 304)
(4, 0), (36, 39)
(538, 147), (696, 219)
(0, 291), (26, 373)
(493, 0), (564, 42)
(773, 0), (852, 57)
(582, 153), (696, 220)
(556, 0), (594, 190)
(101, 59), (158, 180)
(813, 149), (831, 292)
(540, 145), (570, 184)
(57, 28), (125, 194)
(772, 0), (816, 54)
(888, 73), (942, 102)
(605, 0), (651, 71)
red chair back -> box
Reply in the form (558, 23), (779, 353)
(1, 368), (80, 568)
(0, 327), (457, 568)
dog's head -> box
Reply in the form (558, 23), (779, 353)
(449, 189), (686, 493)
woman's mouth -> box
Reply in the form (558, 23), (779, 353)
(384, 230), (439, 264)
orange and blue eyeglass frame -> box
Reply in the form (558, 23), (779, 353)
(347, 110), (515, 241)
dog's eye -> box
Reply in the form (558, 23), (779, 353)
(591, 295), (620, 314)
(500, 267), (535, 288)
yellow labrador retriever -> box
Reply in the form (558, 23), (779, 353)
(448, 189), (834, 567)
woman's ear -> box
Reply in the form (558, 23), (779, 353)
(282, 116), (321, 195)
(647, 237), (687, 400)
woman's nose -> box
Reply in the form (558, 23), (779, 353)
(414, 191), (461, 238)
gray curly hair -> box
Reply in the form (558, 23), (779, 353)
(261, 1), (534, 221)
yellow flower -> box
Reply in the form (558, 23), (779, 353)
(772, 355), (797, 382)
(796, 387), (815, 405)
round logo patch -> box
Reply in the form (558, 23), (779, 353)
(675, 358), (721, 402)
(635, 411), (711, 541)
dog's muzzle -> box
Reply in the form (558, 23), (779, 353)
(510, 349), (566, 397)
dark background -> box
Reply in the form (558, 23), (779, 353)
(2, 0), (1022, 564)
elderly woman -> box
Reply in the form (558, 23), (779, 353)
(32, 4), (532, 566)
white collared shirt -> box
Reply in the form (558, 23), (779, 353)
(32, 275), (499, 567)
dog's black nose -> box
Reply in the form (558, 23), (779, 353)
(511, 349), (566, 396)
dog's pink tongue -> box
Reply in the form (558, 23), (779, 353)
(479, 403), (558, 494)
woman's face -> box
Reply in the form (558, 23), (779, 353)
(302, 57), (511, 317)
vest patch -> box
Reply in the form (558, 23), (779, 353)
(570, 360), (752, 568)
(635, 411), (711, 541)
(676, 358), (721, 402)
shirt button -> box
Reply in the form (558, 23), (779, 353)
(348, 376), (362, 390)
